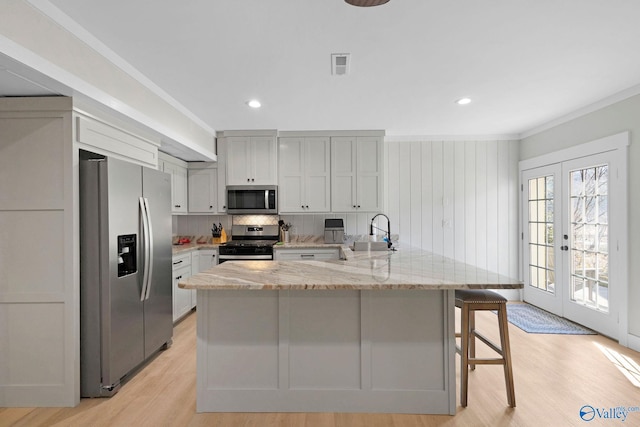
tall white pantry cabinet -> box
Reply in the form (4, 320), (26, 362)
(0, 97), (163, 407)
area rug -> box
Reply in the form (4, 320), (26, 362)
(503, 303), (596, 335)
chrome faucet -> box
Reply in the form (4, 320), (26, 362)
(370, 213), (393, 249)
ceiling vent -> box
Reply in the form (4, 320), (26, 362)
(331, 53), (351, 76)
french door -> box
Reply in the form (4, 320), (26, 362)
(522, 152), (621, 338)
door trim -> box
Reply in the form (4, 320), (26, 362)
(519, 132), (629, 345)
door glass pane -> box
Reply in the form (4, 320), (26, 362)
(527, 175), (555, 293)
(569, 165), (609, 313)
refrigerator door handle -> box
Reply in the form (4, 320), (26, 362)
(143, 197), (154, 300)
(139, 197), (151, 302)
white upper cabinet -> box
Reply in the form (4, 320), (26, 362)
(226, 136), (277, 185)
(188, 163), (218, 213)
(216, 138), (228, 211)
(159, 153), (188, 214)
(279, 137), (331, 213)
(188, 138), (227, 214)
(331, 136), (382, 212)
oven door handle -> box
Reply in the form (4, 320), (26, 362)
(218, 255), (273, 260)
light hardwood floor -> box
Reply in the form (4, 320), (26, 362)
(2, 306), (639, 427)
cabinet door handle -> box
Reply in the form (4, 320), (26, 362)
(173, 260), (183, 265)
(300, 254), (315, 258)
(174, 205), (181, 208)
(175, 275), (182, 280)
(209, 205), (213, 209)
(247, 178), (250, 182)
(357, 205), (361, 208)
(306, 205), (309, 208)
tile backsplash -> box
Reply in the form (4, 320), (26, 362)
(174, 215), (232, 238)
(174, 212), (391, 241)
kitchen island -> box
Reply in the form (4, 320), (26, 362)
(179, 246), (522, 414)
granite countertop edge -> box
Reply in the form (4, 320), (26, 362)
(179, 244), (523, 291)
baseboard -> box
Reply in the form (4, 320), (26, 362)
(626, 333), (640, 352)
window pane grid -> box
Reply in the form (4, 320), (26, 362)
(527, 176), (555, 294)
(569, 165), (609, 313)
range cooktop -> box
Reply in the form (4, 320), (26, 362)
(221, 239), (278, 248)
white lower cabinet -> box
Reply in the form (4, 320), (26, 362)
(197, 249), (219, 271)
(274, 248), (340, 261)
(172, 252), (193, 322)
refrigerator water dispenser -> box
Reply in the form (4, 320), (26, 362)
(117, 234), (137, 277)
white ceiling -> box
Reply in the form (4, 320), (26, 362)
(6, 0), (640, 138)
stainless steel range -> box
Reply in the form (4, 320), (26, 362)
(218, 225), (279, 263)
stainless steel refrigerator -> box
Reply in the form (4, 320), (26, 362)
(80, 150), (173, 397)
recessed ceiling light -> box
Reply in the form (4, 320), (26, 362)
(247, 99), (261, 108)
(456, 98), (472, 105)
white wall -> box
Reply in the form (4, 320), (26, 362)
(0, 0), (215, 159)
(385, 139), (520, 299)
(520, 93), (640, 343)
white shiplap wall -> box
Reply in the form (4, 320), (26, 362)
(385, 139), (520, 298)
(175, 139), (521, 298)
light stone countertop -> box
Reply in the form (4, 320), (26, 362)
(172, 243), (224, 255)
(179, 245), (522, 291)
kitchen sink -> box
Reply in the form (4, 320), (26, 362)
(351, 241), (389, 251)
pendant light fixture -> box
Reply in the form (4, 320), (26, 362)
(345, 0), (390, 7)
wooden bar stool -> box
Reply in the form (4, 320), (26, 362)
(455, 289), (516, 407)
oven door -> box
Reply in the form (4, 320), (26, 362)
(218, 254), (273, 264)
(226, 185), (277, 214)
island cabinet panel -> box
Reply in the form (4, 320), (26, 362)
(369, 290), (445, 390)
(196, 289), (456, 414)
(288, 290), (361, 389)
(203, 291), (279, 389)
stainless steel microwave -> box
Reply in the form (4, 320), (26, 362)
(226, 185), (278, 214)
